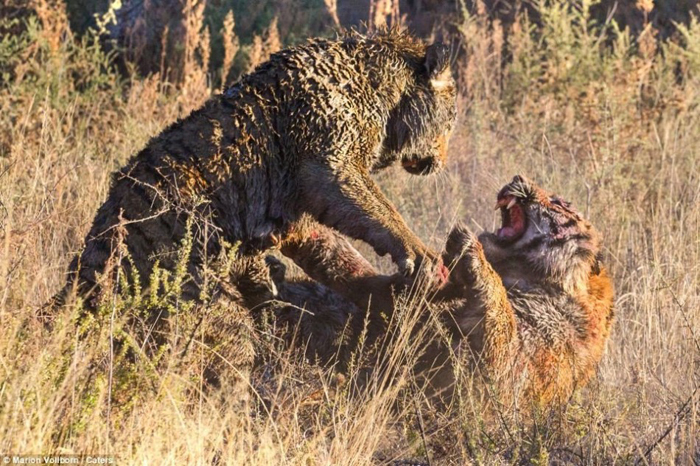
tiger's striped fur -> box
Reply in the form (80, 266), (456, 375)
(270, 176), (615, 407)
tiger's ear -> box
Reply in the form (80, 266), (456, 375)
(424, 42), (452, 90)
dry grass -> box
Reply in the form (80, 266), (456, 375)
(0, 1), (698, 464)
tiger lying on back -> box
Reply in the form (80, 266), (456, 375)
(269, 175), (615, 406)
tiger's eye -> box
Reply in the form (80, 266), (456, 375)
(550, 197), (567, 208)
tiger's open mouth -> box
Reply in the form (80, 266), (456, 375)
(495, 195), (526, 242)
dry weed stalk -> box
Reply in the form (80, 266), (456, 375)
(264, 18), (282, 64)
(179, 0), (210, 110)
(323, 0), (341, 28)
(454, 5), (503, 104)
(247, 35), (264, 75)
(221, 10), (239, 87)
(246, 18), (281, 74)
(369, 0), (401, 31)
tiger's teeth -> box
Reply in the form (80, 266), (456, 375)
(507, 198), (517, 210)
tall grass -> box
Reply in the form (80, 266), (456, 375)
(0, 1), (698, 463)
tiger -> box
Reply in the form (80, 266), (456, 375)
(267, 175), (615, 407)
(47, 30), (457, 388)
(56, 30), (455, 313)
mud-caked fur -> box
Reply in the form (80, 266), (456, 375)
(270, 176), (615, 407)
(53, 30), (457, 384)
(62, 29), (456, 309)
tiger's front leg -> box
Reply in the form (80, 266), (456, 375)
(298, 160), (448, 286)
(442, 225), (516, 372)
(279, 215), (404, 316)
(280, 215), (377, 294)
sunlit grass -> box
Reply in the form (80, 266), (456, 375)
(0, 1), (698, 463)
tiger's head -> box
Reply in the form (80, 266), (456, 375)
(376, 37), (457, 176)
(479, 175), (602, 292)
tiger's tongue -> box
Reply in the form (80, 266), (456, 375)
(497, 202), (525, 239)
(497, 226), (518, 238)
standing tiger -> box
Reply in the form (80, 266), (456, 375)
(54, 29), (456, 316)
(49, 30), (456, 391)
(269, 175), (615, 406)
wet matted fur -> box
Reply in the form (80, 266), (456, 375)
(50, 30), (457, 384)
(58, 29), (456, 310)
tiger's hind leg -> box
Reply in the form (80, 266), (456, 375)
(173, 253), (278, 391)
